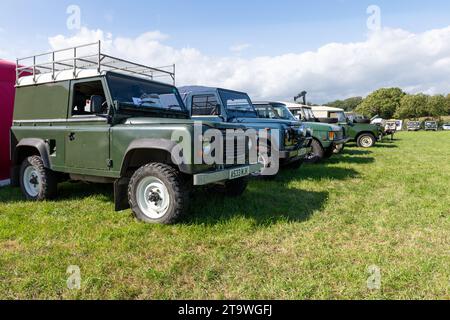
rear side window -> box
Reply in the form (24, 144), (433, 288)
(255, 105), (276, 119)
(191, 94), (219, 116)
(71, 80), (107, 116)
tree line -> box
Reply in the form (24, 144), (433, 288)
(325, 88), (450, 119)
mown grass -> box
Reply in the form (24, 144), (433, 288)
(0, 131), (449, 300)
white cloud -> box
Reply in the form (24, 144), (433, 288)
(230, 43), (251, 53)
(48, 26), (450, 102)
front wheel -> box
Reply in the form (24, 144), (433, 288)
(333, 144), (345, 154)
(305, 140), (324, 164)
(20, 156), (57, 201)
(357, 133), (376, 148)
(128, 163), (188, 224)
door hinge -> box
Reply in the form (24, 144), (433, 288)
(107, 159), (113, 168)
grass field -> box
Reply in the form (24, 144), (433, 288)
(0, 131), (449, 300)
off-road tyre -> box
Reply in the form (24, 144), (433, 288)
(357, 133), (376, 148)
(333, 144), (345, 154)
(19, 156), (57, 201)
(305, 140), (324, 164)
(128, 163), (188, 224)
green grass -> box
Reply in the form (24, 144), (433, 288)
(0, 132), (449, 300)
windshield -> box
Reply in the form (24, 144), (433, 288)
(271, 104), (296, 121)
(219, 90), (256, 113)
(107, 73), (186, 113)
(302, 108), (316, 121)
(330, 111), (347, 122)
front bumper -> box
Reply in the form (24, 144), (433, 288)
(280, 146), (312, 163)
(193, 163), (262, 186)
(332, 137), (350, 146)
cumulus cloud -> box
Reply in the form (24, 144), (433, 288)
(48, 26), (450, 103)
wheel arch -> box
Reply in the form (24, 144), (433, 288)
(12, 138), (51, 168)
(120, 139), (186, 177)
(11, 138), (52, 187)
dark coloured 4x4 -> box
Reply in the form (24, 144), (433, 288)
(10, 43), (261, 224)
(178, 86), (312, 175)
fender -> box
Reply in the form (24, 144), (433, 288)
(120, 138), (188, 175)
(13, 138), (52, 168)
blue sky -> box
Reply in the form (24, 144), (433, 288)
(2, 0), (450, 102)
(2, 0), (450, 58)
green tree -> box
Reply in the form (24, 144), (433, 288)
(395, 94), (428, 119)
(326, 97), (363, 111)
(356, 88), (405, 118)
(426, 95), (447, 118)
(446, 94), (450, 115)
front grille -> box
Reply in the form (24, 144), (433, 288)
(223, 133), (248, 166)
(335, 131), (344, 140)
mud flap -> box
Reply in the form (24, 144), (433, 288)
(10, 166), (20, 187)
(114, 178), (130, 212)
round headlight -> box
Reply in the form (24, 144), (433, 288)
(203, 143), (212, 156)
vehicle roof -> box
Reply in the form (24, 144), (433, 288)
(310, 106), (345, 112)
(178, 86), (247, 96)
(16, 70), (175, 88)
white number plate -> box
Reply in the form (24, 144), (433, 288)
(229, 167), (250, 180)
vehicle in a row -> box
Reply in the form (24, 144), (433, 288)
(424, 121), (438, 131)
(179, 86), (312, 174)
(285, 104), (382, 148)
(10, 43), (261, 224)
(253, 101), (348, 163)
(407, 121), (422, 131)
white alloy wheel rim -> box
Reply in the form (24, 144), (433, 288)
(23, 166), (41, 197)
(360, 136), (373, 148)
(136, 176), (170, 219)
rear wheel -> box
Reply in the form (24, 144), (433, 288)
(128, 163), (187, 224)
(19, 156), (57, 201)
(305, 140), (324, 164)
(357, 133), (376, 148)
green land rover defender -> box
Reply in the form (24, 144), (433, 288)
(10, 42), (261, 224)
(310, 106), (383, 148)
(253, 101), (348, 163)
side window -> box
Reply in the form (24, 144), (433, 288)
(255, 106), (268, 118)
(191, 94), (219, 116)
(71, 80), (107, 116)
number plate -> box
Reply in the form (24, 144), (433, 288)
(229, 167), (250, 180)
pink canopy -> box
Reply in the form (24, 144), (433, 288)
(0, 60), (17, 181)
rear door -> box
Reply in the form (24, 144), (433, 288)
(65, 78), (111, 171)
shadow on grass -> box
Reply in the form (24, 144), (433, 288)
(184, 165), (359, 225)
(0, 164), (358, 226)
(186, 186), (329, 226)
(326, 156), (375, 165)
(341, 149), (372, 156)
(372, 143), (398, 149)
(0, 182), (114, 205)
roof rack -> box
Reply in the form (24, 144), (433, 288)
(16, 41), (175, 85)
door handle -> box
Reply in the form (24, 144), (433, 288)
(68, 132), (76, 141)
